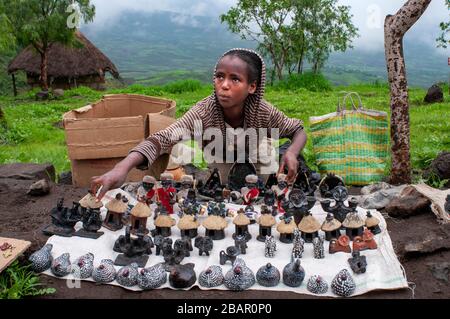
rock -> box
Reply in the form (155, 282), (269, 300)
(27, 179), (51, 196)
(0, 163), (56, 182)
(426, 262), (449, 283)
(423, 152), (450, 188)
(35, 90), (50, 101)
(403, 232), (450, 257)
(52, 89), (64, 98)
(358, 185), (405, 210)
(360, 182), (393, 195)
(424, 84), (444, 103)
(57, 171), (72, 185)
(385, 186), (431, 218)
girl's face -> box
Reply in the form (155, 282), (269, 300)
(214, 55), (257, 110)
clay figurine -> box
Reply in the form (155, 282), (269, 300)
(199, 167), (222, 198)
(51, 253), (71, 277)
(445, 194), (450, 214)
(234, 234), (248, 255)
(257, 205), (277, 242)
(312, 235), (325, 259)
(202, 190), (228, 240)
(103, 193), (128, 231)
(199, 265), (224, 288)
(320, 185), (358, 223)
(162, 241), (186, 271)
(29, 244), (53, 273)
(43, 197), (80, 237)
(264, 235), (277, 258)
(321, 213), (342, 241)
(282, 257), (305, 288)
(113, 225), (154, 267)
(329, 235), (352, 254)
(219, 246), (241, 265)
(74, 195), (104, 239)
(282, 189), (316, 225)
(318, 173), (345, 198)
(137, 175), (157, 205)
(352, 229), (378, 252)
(176, 175), (195, 203)
(157, 172), (177, 215)
(130, 200), (152, 235)
(276, 216), (297, 244)
(240, 174), (260, 207)
(174, 237), (193, 257)
(256, 263), (280, 287)
(92, 259), (116, 283)
(224, 258), (256, 291)
(153, 235), (168, 256)
(342, 210), (365, 240)
(177, 213), (200, 239)
(365, 211), (381, 235)
(232, 208), (251, 241)
(116, 263), (139, 287)
(153, 204), (176, 237)
(348, 251), (367, 274)
(262, 189), (278, 216)
(331, 269), (356, 297)
(137, 263), (167, 290)
(292, 229), (305, 259)
(307, 275), (329, 294)
(298, 212), (321, 243)
(71, 252), (94, 279)
(271, 174), (290, 214)
(169, 263), (197, 289)
(194, 236), (214, 256)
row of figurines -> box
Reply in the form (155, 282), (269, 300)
(28, 243), (359, 296)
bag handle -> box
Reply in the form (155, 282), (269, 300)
(337, 92), (364, 114)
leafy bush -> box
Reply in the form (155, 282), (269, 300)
(273, 72), (332, 92)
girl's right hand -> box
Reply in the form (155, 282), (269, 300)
(90, 166), (128, 201)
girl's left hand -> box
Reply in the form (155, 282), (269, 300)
(279, 150), (298, 183)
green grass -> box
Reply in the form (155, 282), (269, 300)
(0, 80), (448, 180)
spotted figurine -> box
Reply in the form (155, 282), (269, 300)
(224, 258), (256, 291)
(292, 229), (304, 259)
(313, 236), (325, 259)
(29, 244), (53, 273)
(264, 235), (276, 258)
(137, 263), (167, 290)
(307, 275), (328, 294)
(198, 265), (224, 288)
(331, 269), (356, 297)
(92, 259), (117, 283)
(282, 258), (305, 287)
(51, 253), (71, 277)
(256, 263), (280, 287)
(117, 263), (139, 287)
(71, 253), (94, 279)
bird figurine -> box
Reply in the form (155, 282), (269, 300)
(51, 253), (72, 277)
(117, 263), (139, 287)
(256, 263), (281, 287)
(198, 265), (224, 288)
(92, 259), (117, 283)
(28, 244), (53, 273)
(282, 258), (305, 288)
(71, 253), (94, 279)
(307, 275), (329, 294)
(331, 269), (356, 297)
(224, 258), (255, 291)
(137, 263), (167, 290)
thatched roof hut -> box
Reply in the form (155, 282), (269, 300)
(7, 31), (119, 91)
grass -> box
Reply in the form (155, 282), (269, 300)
(0, 79), (448, 181)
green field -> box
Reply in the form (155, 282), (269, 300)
(0, 80), (449, 183)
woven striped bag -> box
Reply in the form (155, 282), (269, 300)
(309, 92), (389, 186)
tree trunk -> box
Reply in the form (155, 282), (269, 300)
(40, 49), (49, 91)
(384, 0), (431, 184)
(11, 74), (17, 96)
(297, 33), (306, 74)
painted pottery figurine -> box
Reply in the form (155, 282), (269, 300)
(71, 252), (94, 279)
(263, 189), (278, 216)
(130, 200), (152, 235)
(113, 225), (154, 267)
(177, 213), (200, 238)
(312, 235), (325, 259)
(162, 241), (186, 271)
(51, 253), (71, 277)
(232, 208), (251, 241)
(137, 175), (157, 205)
(29, 244), (53, 273)
(199, 265), (224, 288)
(321, 213), (342, 241)
(271, 174), (290, 214)
(365, 211), (381, 235)
(176, 175), (195, 203)
(307, 275), (329, 294)
(153, 204), (176, 237)
(240, 174), (260, 206)
(174, 237), (193, 257)
(298, 212), (321, 243)
(293, 162), (320, 196)
(153, 235), (169, 256)
(292, 229), (304, 259)
(224, 259), (256, 291)
(277, 216), (297, 243)
(43, 197), (80, 237)
(329, 235), (352, 254)
(203, 190), (228, 240)
(352, 229), (378, 252)
(331, 269), (356, 297)
(320, 185), (358, 223)
(194, 236), (214, 256)
(264, 235), (277, 258)
(116, 263), (139, 287)
(103, 193), (127, 231)
(282, 189), (316, 225)
(342, 210), (365, 240)
(200, 167), (222, 198)
(219, 246), (241, 265)
(256, 263), (280, 287)
(137, 263), (167, 290)
(157, 172), (177, 214)
(348, 251), (367, 274)
(234, 234), (248, 254)
(74, 199), (104, 239)
(169, 263), (197, 289)
(318, 173), (345, 198)
(282, 258), (305, 288)
(92, 259), (116, 283)
(257, 205), (277, 242)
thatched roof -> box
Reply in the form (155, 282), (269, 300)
(130, 202), (151, 218)
(298, 214), (321, 233)
(8, 31), (119, 79)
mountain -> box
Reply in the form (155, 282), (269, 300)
(79, 10), (447, 88)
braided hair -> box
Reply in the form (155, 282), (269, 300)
(223, 49), (262, 88)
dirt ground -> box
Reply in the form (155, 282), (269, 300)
(0, 177), (448, 299)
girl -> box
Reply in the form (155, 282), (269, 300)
(92, 48), (307, 200)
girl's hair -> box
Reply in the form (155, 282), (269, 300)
(223, 50), (262, 87)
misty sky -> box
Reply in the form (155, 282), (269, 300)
(85, 0), (449, 55)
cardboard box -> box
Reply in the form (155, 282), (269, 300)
(63, 94), (176, 187)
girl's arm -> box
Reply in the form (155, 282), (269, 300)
(279, 129), (307, 183)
